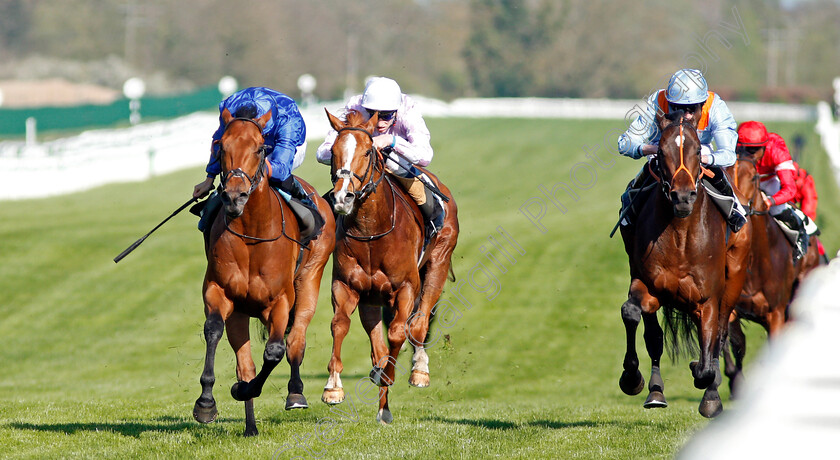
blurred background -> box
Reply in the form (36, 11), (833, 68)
(0, 0), (839, 108)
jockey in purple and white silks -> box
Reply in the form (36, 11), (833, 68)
(316, 77), (444, 242)
(616, 69), (747, 232)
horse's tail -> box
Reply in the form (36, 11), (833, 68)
(661, 306), (699, 361)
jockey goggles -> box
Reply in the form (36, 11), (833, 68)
(366, 108), (396, 121)
(668, 101), (703, 114)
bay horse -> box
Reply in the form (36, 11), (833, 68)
(618, 110), (751, 418)
(722, 152), (821, 394)
(320, 109), (459, 424)
(192, 109), (336, 436)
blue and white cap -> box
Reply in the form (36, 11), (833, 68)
(665, 69), (708, 105)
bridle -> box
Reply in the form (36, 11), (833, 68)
(331, 127), (385, 202)
(215, 116), (306, 246)
(734, 152), (770, 216)
(649, 121), (710, 199)
(217, 117), (267, 199)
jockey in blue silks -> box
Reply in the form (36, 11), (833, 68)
(616, 69), (747, 233)
(192, 87), (319, 236)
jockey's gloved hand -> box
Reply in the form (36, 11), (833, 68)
(700, 145), (713, 165)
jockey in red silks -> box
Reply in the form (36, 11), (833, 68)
(737, 121), (810, 262)
(792, 161), (817, 221)
(791, 161), (829, 262)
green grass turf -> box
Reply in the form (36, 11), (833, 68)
(0, 118), (837, 459)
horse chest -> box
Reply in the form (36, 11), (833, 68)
(649, 269), (703, 304)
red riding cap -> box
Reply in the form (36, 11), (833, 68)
(737, 121), (769, 147)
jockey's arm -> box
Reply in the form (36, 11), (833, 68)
(387, 104), (433, 167)
(618, 93), (659, 159)
(706, 97), (737, 168)
(316, 129), (338, 165)
(801, 174), (818, 221)
(769, 168), (798, 207)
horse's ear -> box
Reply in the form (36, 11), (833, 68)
(325, 109), (344, 131)
(656, 112), (669, 132)
(364, 111), (379, 133)
(256, 110), (271, 130)
(222, 108), (233, 126)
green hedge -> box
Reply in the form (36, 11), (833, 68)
(0, 86), (222, 136)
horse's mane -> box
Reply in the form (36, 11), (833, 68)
(345, 109), (366, 127)
(663, 109), (686, 127)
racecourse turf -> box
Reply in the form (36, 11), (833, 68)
(0, 118), (837, 459)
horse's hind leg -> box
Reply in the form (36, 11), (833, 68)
(407, 255), (454, 388)
(642, 311), (667, 408)
(619, 294), (645, 396)
(193, 312), (224, 424)
(723, 316), (746, 398)
(226, 311), (258, 437)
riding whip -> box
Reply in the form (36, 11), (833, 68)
(380, 148), (450, 202)
(113, 196), (199, 263)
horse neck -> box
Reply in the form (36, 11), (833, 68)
(232, 179), (279, 233)
(344, 169), (394, 234)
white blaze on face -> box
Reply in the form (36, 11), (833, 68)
(336, 136), (357, 196)
(674, 133), (684, 149)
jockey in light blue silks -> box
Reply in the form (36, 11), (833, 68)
(192, 87), (320, 237)
(617, 69), (747, 232)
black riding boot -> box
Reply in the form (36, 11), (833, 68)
(619, 163), (653, 227)
(419, 187), (444, 247)
(705, 166), (747, 232)
(274, 176), (324, 245)
(775, 207), (809, 263)
(196, 190), (223, 233)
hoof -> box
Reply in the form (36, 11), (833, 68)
(243, 426), (259, 437)
(619, 370), (645, 396)
(322, 387), (345, 405)
(643, 391), (668, 408)
(699, 399), (723, 418)
(193, 400), (218, 424)
(370, 366), (390, 387)
(728, 373), (745, 399)
(376, 408), (393, 425)
(285, 393), (309, 410)
(408, 370), (430, 388)
(231, 381), (248, 401)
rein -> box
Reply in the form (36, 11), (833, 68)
(218, 117), (308, 247)
(331, 127), (386, 201)
(219, 117), (267, 197)
(735, 153), (769, 216)
(653, 120), (712, 197)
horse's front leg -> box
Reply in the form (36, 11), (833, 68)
(322, 280), (359, 405)
(619, 279), (653, 396)
(723, 312), (746, 398)
(372, 286), (416, 424)
(193, 283), (231, 424)
(231, 294), (292, 403)
(285, 271), (323, 411)
(642, 311), (667, 408)
(226, 311), (258, 436)
(692, 298), (724, 418)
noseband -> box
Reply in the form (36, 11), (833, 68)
(650, 121), (707, 198)
(218, 117), (267, 197)
(331, 126), (384, 201)
(734, 152), (769, 216)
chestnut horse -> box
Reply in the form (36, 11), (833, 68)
(192, 109), (336, 436)
(320, 110), (458, 424)
(722, 152), (821, 393)
(619, 110), (751, 418)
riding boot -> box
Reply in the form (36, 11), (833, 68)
(705, 166), (747, 233)
(774, 207), (809, 263)
(274, 176), (324, 245)
(619, 164), (653, 227)
(198, 191), (222, 233)
(419, 187), (445, 248)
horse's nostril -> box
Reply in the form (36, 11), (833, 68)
(690, 190), (697, 198)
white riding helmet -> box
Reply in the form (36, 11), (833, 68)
(665, 69), (709, 105)
(360, 77), (402, 111)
